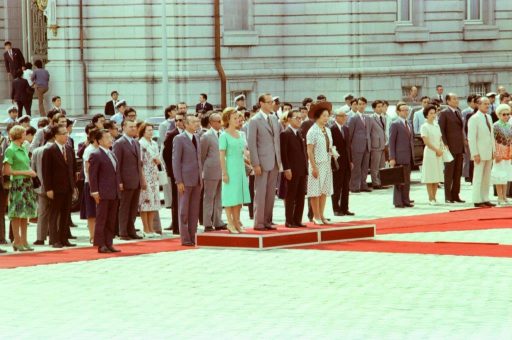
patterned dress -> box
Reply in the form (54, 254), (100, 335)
(306, 123), (334, 197)
(138, 138), (161, 212)
(491, 121), (512, 184)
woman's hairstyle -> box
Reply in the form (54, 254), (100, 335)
(313, 108), (329, 120)
(221, 107), (238, 128)
(34, 60), (43, 68)
(25, 126), (37, 136)
(423, 104), (437, 118)
(137, 121), (152, 139)
(496, 104), (512, 116)
(9, 125), (25, 141)
(87, 128), (99, 143)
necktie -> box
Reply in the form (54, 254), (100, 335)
(9, 50), (12, 59)
(217, 131), (220, 138)
(360, 114), (365, 126)
(340, 126), (345, 138)
(404, 121), (410, 136)
(107, 150), (117, 169)
(484, 115), (491, 133)
(379, 116), (385, 129)
(267, 115), (274, 135)
(62, 146), (67, 163)
(192, 135), (197, 150)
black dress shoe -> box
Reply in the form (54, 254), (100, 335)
(483, 201), (496, 207)
(33, 240), (45, 245)
(164, 227), (173, 231)
(63, 242), (76, 247)
(98, 246), (112, 253)
(155, 231), (162, 235)
(69, 222), (78, 228)
(351, 190), (361, 193)
(453, 198), (466, 203)
(181, 242), (195, 247)
(410, 200), (415, 203)
(334, 211), (345, 216)
(120, 236), (132, 241)
(343, 211), (355, 216)
(69, 235), (77, 239)
(204, 226), (215, 232)
(445, 200), (454, 203)
(172, 231), (180, 235)
(373, 185), (382, 190)
(361, 188), (372, 192)
(394, 205), (404, 208)
(295, 223), (307, 228)
(53, 242), (63, 248)
(285, 223), (299, 228)
(254, 227), (267, 231)
(214, 225), (228, 231)
(474, 203), (486, 207)
(129, 235), (143, 240)
(107, 246), (121, 253)
(404, 203), (414, 208)
(0, 239), (7, 245)
(0, 248), (6, 253)
(265, 225), (277, 230)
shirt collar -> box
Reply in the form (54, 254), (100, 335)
(99, 146), (111, 154)
(335, 121), (344, 130)
(184, 130), (194, 140)
(289, 126), (299, 134)
(398, 116), (407, 124)
(55, 141), (65, 149)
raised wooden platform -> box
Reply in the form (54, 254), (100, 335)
(196, 224), (376, 250)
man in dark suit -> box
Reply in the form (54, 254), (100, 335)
(300, 115), (316, 221)
(195, 93), (213, 114)
(11, 70), (31, 117)
(3, 41), (25, 78)
(331, 109), (354, 216)
(439, 93), (465, 203)
(112, 120), (145, 240)
(104, 90), (119, 116)
(42, 125), (77, 248)
(89, 129), (122, 253)
(280, 109), (308, 227)
(389, 103), (415, 208)
(172, 114), (202, 246)
(162, 113), (185, 234)
(50, 96), (67, 116)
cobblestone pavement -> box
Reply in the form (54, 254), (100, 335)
(1, 171), (511, 339)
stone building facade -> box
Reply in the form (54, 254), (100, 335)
(1, 0), (511, 117)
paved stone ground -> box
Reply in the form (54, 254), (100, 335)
(1, 171), (511, 339)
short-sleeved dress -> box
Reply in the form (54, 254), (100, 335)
(219, 131), (251, 207)
(420, 122), (444, 183)
(3, 143), (37, 218)
(139, 138), (162, 212)
(491, 121), (512, 184)
(80, 144), (98, 219)
(306, 123), (333, 197)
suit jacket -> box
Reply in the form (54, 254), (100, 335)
(42, 143), (76, 194)
(347, 113), (371, 153)
(200, 129), (222, 181)
(331, 123), (352, 168)
(51, 107), (67, 116)
(4, 48), (25, 75)
(162, 128), (180, 180)
(172, 133), (202, 187)
(280, 127), (307, 177)
(112, 135), (143, 190)
(300, 119), (315, 139)
(369, 113), (387, 151)
(389, 119), (414, 165)
(104, 100), (115, 116)
(467, 111), (495, 161)
(438, 107), (465, 154)
(196, 102), (213, 114)
(31, 143), (52, 194)
(89, 148), (121, 200)
(247, 111), (282, 171)
(11, 77), (31, 102)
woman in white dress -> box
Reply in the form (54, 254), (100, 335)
(306, 101), (333, 225)
(420, 104), (445, 205)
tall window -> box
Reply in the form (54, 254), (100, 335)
(397, 0), (412, 22)
(466, 0), (482, 21)
(469, 82), (491, 96)
(224, 0), (251, 31)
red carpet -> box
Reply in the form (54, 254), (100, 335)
(0, 238), (192, 269)
(349, 207), (512, 234)
(297, 240), (512, 258)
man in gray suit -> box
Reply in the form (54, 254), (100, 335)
(172, 114), (202, 246)
(200, 113), (226, 232)
(113, 120), (146, 240)
(389, 103), (415, 208)
(31, 128), (55, 245)
(347, 97), (372, 192)
(248, 93), (282, 231)
(369, 100), (387, 189)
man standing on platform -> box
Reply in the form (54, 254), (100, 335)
(280, 109), (308, 228)
(439, 93), (465, 203)
(248, 93), (282, 231)
(172, 114), (202, 246)
(467, 97), (496, 208)
(389, 103), (415, 208)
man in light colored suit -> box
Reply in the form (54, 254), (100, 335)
(158, 105), (177, 148)
(467, 97), (496, 207)
(389, 103), (415, 208)
(348, 97), (371, 192)
(248, 93), (282, 231)
(200, 113), (226, 232)
(167, 102), (187, 133)
(412, 96), (430, 135)
(172, 114), (202, 246)
(369, 100), (387, 189)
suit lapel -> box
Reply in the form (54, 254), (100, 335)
(54, 144), (67, 165)
(260, 114), (273, 135)
(124, 136), (137, 156)
(101, 148), (117, 172)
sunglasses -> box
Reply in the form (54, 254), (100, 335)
(502, 113), (511, 116)
(175, 119), (183, 122)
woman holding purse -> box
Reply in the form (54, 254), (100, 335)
(420, 104), (445, 205)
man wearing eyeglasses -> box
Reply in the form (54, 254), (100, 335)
(163, 113), (185, 234)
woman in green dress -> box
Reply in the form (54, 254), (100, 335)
(2, 125), (38, 251)
(219, 107), (251, 234)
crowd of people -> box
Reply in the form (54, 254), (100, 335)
(2, 41), (511, 253)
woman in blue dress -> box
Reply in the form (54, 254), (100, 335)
(219, 107), (251, 233)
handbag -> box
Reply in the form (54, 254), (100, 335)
(32, 176), (41, 189)
(442, 148), (454, 163)
(379, 166), (406, 186)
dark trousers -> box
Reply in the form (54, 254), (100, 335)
(332, 166), (351, 213)
(284, 174), (306, 225)
(118, 188), (140, 237)
(444, 153), (463, 201)
(199, 186), (204, 225)
(94, 198), (119, 247)
(16, 100), (32, 117)
(170, 180), (179, 233)
(0, 188), (7, 241)
(248, 175), (255, 219)
(48, 192), (72, 245)
(393, 164), (411, 206)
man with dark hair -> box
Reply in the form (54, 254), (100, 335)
(123, 107), (137, 122)
(3, 41), (25, 78)
(196, 93), (213, 114)
(412, 96), (431, 134)
(92, 113), (106, 129)
(369, 100), (387, 189)
(340, 94), (354, 113)
(347, 97), (371, 193)
(51, 96), (67, 115)
(348, 98), (358, 118)
(104, 90), (119, 116)
(282, 102), (292, 112)
(316, 94), (327, 102)
(439, 93), (465, 203)
(103, 120), (121, 141)
(158, 105), (177, 148)
(11, 69), (32, 117)
(462, 94), (479, 183)
(331, 108), (353, 215)
(167, 102), (188, 133)
(499, 92), (510, 105)
(30, 113), (67, 153)
(434, 85), (444, 103)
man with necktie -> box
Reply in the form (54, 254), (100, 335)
(195, 93), (213, 114)
(369, 100), (387, 189)
(3, 41), (25, 79)
(347, 97), (371, 193)
(439, 93), (465, 203)
(104, 90), (119, 116)
(434, 85), (444, 103)
(89, 129), (122, 253)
